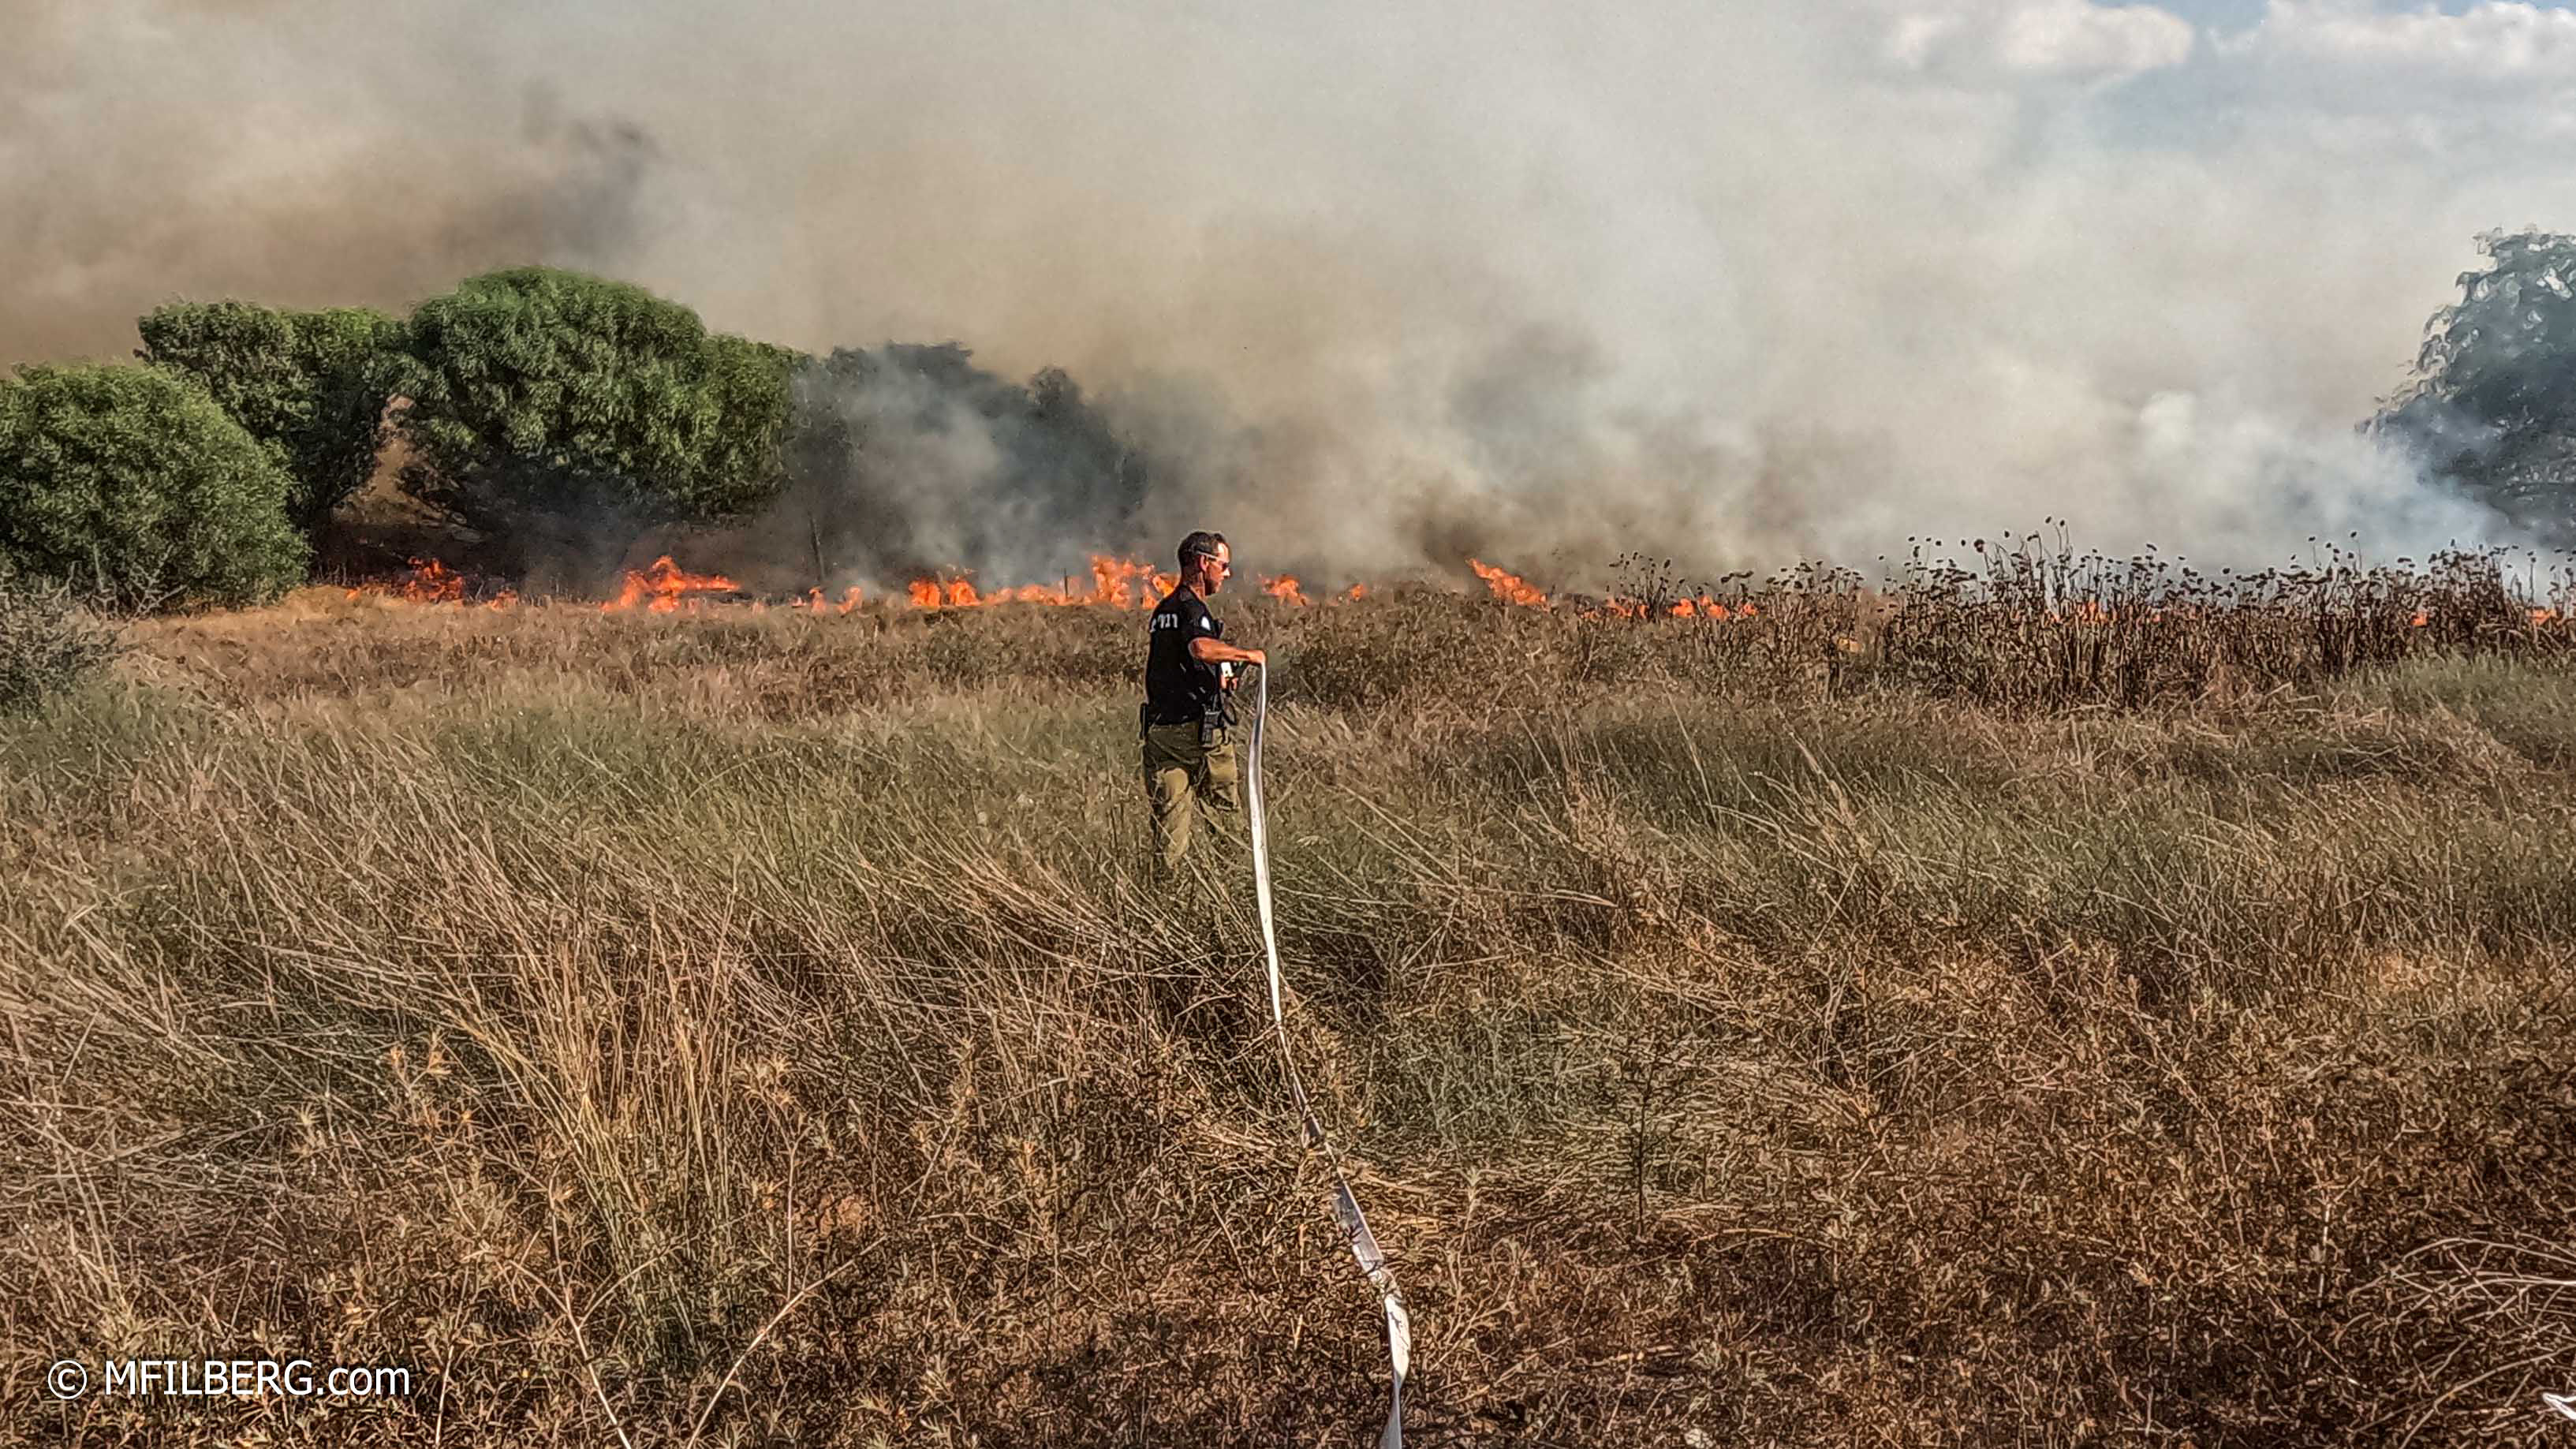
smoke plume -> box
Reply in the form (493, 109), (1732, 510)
(715, 345), (1148, 596)
(13, 0), (2576, 588)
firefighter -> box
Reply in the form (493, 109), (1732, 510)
(1141, 530), (1266, 876)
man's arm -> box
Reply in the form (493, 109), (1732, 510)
(1190, 637), (1265, 667)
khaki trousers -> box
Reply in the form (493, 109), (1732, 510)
(1141, 722), (1241, 876)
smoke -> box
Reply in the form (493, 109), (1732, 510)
(12, 0), (2576, 587)
(0, 1), (665, 368)
(711, 345), (1148, 596)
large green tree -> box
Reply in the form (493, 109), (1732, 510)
(0, 364), (308, 611)
(2381, 229), (2576, 541)
(136, 301), (402, 532)
(394, 268), (795, 585)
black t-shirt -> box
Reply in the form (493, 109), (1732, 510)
(1144, 587), (1225, 723)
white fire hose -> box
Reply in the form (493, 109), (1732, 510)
(1241, 663), (1412, 1448)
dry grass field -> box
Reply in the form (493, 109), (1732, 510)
(6, 550), (2575, 1446)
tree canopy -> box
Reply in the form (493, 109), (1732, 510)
(0, 364), (308, 611)
(2381, 229), (2576, 541)
(395, 267), (795, 580)
(136, 301), (403, 532)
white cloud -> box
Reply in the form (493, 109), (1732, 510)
(2190, 1), (2576, 160)
(1883, 0), (2196, 81)
(2226, 1), (2576, 81)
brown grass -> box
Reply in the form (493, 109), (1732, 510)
(4, 555), (2574, 1445)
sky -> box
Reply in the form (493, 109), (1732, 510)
(7, 0), (2576, 582)
(2149, 0), (2569, 27)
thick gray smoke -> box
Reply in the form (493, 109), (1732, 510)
(0, 3), (665, 370)
(12, 0), (2576, 588)
(710, 345), (1148, 596)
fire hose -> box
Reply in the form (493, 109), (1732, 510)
(1241, 663), (1412, 1448)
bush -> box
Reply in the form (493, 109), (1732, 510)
(0, 569), (122, 715)
(136, 301), (402, 532)
(0, 364), (309, 611)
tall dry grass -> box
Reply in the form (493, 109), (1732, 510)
(3, 556), (2573, 1445)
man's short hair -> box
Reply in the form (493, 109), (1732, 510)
(1178, 530), (1228, 569)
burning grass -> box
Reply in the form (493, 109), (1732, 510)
(5, 546), (2574, 1445)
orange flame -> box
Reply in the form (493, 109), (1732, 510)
(905, 555), (1183, 610)
(602, 556), (740, 613)
(1089, 556), (1155, 609)
(1343, 584), (1368, 602)
(347, 558), (470, 604)
(1469, 558), (1549, 607)
(790, 586), (866, 614)
(1672, 598), (1748, 620)
(2410, 611), (2429, 628)
(1262, 575), (1310, 606)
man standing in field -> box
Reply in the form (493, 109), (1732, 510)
(1141, 530), (1266, 877)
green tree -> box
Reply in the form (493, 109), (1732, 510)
(136, 301), (402, 532)
(0, 364), (308, 611)
(2381, 229), (2576, 540)
(395, 268), (794, 586)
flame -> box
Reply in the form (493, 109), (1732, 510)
(345, 557), (520, 608)
(903, 576), (995, 607)
(1344, 584), (1368, 602)
(790, 586), (866, 614)
(2533, 607), (2559, 626)
(602, 556), (740, 613)
(902, 555), (1184, 610)
(347, 558), (469, 604)
(1469, 558), (1549, 607)
(1458, 563), (1768, 620)
(1671, 599), (1749, 620)
(2410, 611), (2429, 628)
(344, 548), (1220, 614)
(1263, 575), (1310, 606)
(1089, 555), (1155, 609)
